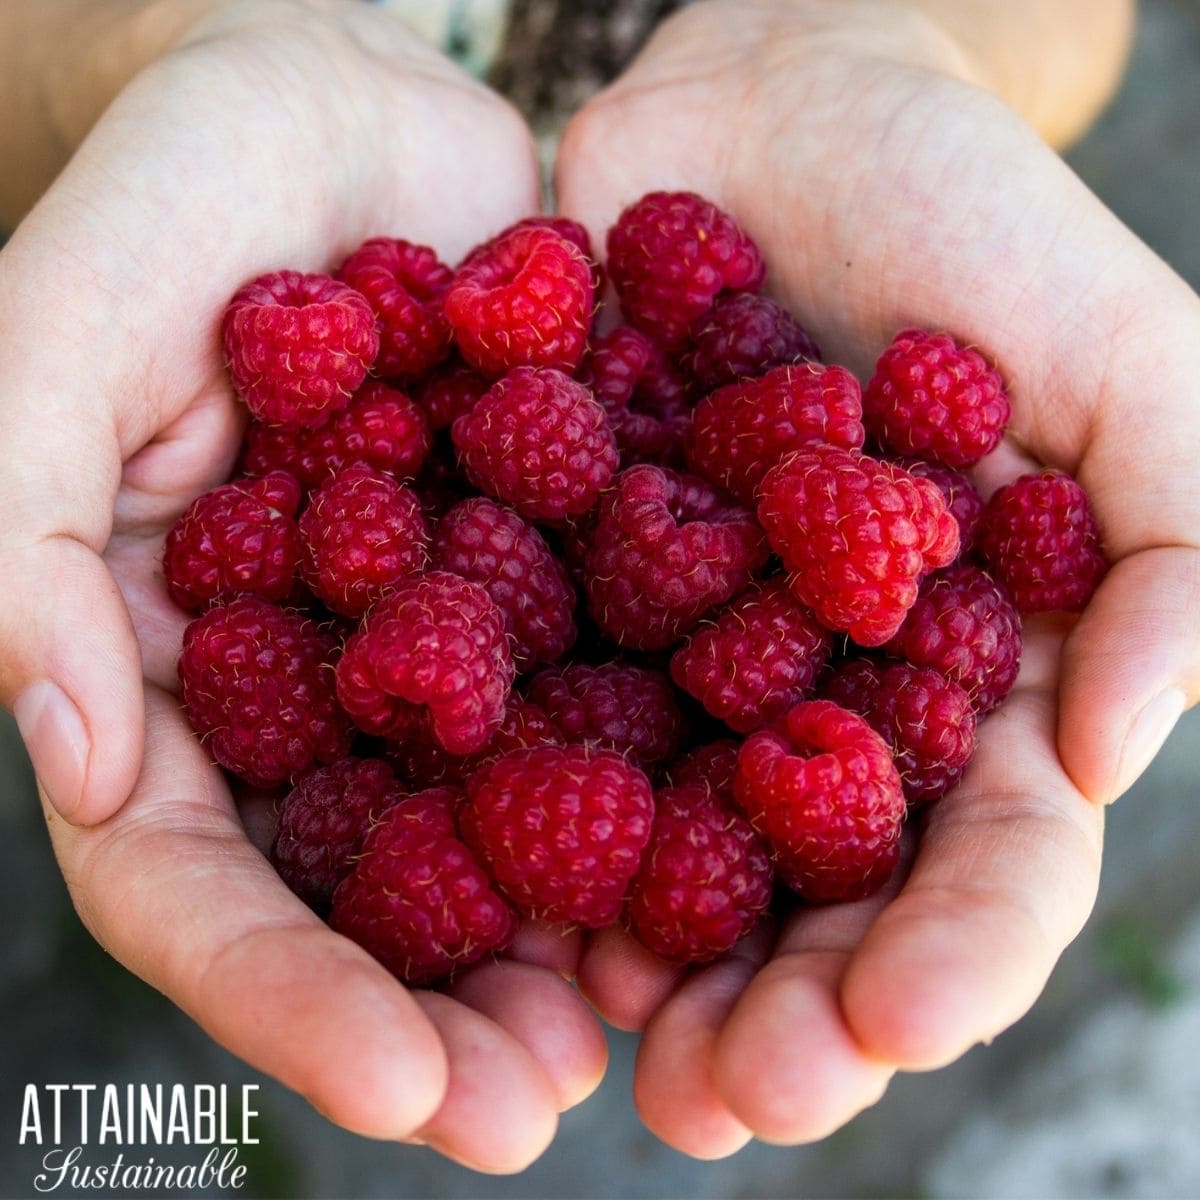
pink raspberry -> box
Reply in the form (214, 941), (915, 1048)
(863, 328), (1010, 468)
(335, 571), (514, 753)
(414, 360), (490, 431)
(667, 739), (742, 802)
(607, 191), (765, 349)
(331, 788), (518, 985)
(686, 362), (865, 504)
(686, 293), (821, 390)
(977, 469), (1108, 612)
(894, 457), (984, 555)
(222, 270), (379, 428)
(757, 445), (959, 646)
(461, 745), (655, 928)
(628, 785), (772, 963)
(179, 598), (352, 788)
(670, 580), (832, 733)
(734, 700), (905, 902)
(163, 472), (302, 611)
(452, 366), (618, 521)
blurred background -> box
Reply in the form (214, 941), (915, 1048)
(3, 0), (1200, 1196)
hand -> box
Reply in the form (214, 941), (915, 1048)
(556, 0), (1200, 1155)
(10, 1), (605, 1170)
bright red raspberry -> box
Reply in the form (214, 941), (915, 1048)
(335, 571), (514, 752)
(670, 580), (832, 733)
(298, 467), (429, 617)
(822, 658), (977, 806)
(884, 564), (1022, 714)
(607, 191), (765, 349)
(628, 785), (772, 963)
(271, 757), (403, 912)
(864, 329), (1010, 468)
(339, 237), (453, 380)
(977, 469), (1108, 613)
(179, 598), (352, 788)
(734, 700), (905, 902)
(464, 216), (601, 291)
(576, 326), (654, 414)
(432, 498), (577, 670)
(686, 293), (821, 390)
(758, 445), (959, 646)
(331, 788), (518, 985)
(526, 662), (684, 768)
(446, 227), (594, 375)
(667, 739), (742, 801)
(894, 457), (984, 555)
(584, 465), (768, 650)
(452, 366), (618, 521)
(461, 745), (655, 928)
(686, 363), (865, 504)
(415, 360), (490, 431)
(222, 270), (379, 428)
(163, 472), (301, 612)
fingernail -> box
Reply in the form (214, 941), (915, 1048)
(12, 681), (89, 820)
(1114, 687), (1186, 801)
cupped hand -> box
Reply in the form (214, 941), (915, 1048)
(556, 0), (1200, 1156)
(9, 0), (604, 1170)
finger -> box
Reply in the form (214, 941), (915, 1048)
(576, 925), (686, 1032)
(507, 918), (587, 980)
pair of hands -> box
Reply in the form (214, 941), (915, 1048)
(4, 0), (1198, 1172)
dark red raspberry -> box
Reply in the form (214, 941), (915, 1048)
(610, 394), (692, 470)
(452, 366), (618, 521)
(977, 469), (1108, 613)
(863, 328), (1010, 468)
(734, 700), (904, 902)
(331, 788), (518, 985)
(895, 458), (984, 555)
(667, 739), (742, 801)
(335, 571), (514, 753)
(339, 237), (453, 380)
(446, 226), (594, 375)
(432, 498), (577, 671)
(822, 658), (977, 806)
(222, 270), (379, 428)
(607, 191), (765, 349)
(628, 785), (772, 963)
(526, 662), (684, 768)
(758, 445), (959, 646)
(179, 598), (352, 788)
(163, 472), (301, 611)
(299, 467), (429, 618)
(670, 580), (832, 733)
(415, 360), (490, 431)
(636, 339), (694, 410)
(584, 465), (768, 650)
(271, 757), (403, 912)
(576, 326), (654, 414)
(686, 363), (865, 505)
(885, 564), (1022, 714)
(461, 745), (655, 928)
(686, 293), (821, 390)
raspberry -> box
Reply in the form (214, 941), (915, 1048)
(667, 739), (742, 801)
(222, 270), (379, 428)
(415, 360), (489, 431)
(686, 293), (821, 390)
(670, 580), (832, 733)
(628, 785), (772, 963)
(452, 366), (618, 521)
(584, 465), (768, 650)
(432, 498), (577, 671)
(179, 598), (351, 788)
(610, 394), (692, 470)
(464, 216), (601, 292)
(734, 700), (905, 902)
(822, 659), (977, 805)
(863, 328), (1010, 468)
(686, 363), (865, 504)
(331, 788), (518, 985)
(607, 191), (765, 349)
(446, 226), (594, 375)
(335, 571), (514, 752)
(757, 445), (959, 646)
(884, 564), (1022, 714)
(271, 757), (403, 912)
(163, 472), (301, 611)
(461, 745), (655, 928)
(298, 467), (429, 617)
(894, 458), (984, 555)
(526, 662), (684, 768)
(576, 326), (653, 414)
(977, 469), (1108, 612)
(339, 237), (453, 380)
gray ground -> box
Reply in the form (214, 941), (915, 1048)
(3, 1), (1200, 1197)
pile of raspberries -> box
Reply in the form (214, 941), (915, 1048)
(170, 191), (1109, 984)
